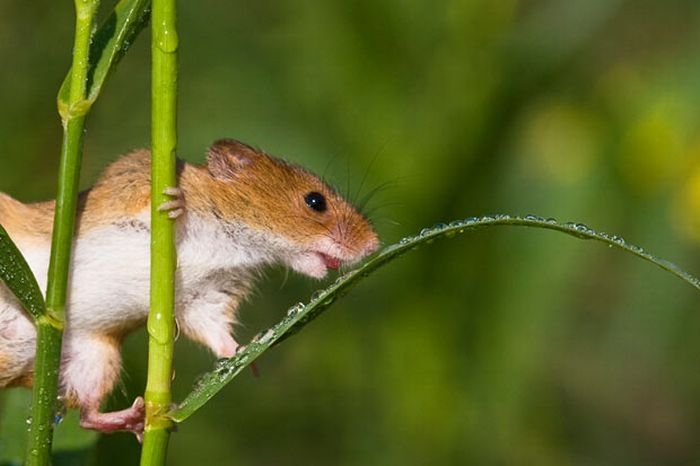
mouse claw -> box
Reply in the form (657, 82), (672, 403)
(163, 186), (181, 197)
(158, 186), (185, 219)
(158, 202), (184, 219)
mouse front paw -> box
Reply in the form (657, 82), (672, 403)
(158, 186), (185, 219)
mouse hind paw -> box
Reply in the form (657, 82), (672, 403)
(80, 397), (145, 439)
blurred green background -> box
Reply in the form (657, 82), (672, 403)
(2, 0), (700, 464)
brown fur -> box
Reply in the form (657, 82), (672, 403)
(0, 139), (379, 434)
(7, 373), (33, 388)
(0, 143), (376, 257)
(0, 150), (152, 240)
(193, 139), (378, 256)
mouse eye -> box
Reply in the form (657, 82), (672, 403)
(304, 191), (327, 213)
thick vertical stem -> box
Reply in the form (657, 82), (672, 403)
(25, 0), (98, 464)
(140, 0), (178, 463)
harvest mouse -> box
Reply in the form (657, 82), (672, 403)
(0, 139), (379, 435)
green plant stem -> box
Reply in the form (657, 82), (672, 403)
(25, 0), (99, 463)
(24, 324), (62, 465)
(140, 0), (178, 462)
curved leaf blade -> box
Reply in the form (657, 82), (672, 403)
(58, 0), (151, 119)
(0, 224), (47, 320)
(169, 214), (700, 422)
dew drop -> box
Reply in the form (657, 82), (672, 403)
(286, 303), (304, 317)
(238, 353), (250, 364)
(629, 244), (645, 254)
(256, 329), (275, 345)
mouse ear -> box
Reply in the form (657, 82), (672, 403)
(207, 139), (259, 179)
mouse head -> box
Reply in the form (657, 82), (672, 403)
(206, 139), (380, 278)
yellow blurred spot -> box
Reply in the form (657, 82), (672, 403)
(618, 100), (685, 195)
(516, 100), (600, 185)
(672, 142), (700, 243)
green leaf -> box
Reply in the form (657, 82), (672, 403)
(169, 214), (700, 422)
(57, 0), (151, 120)
(0, 224), (47, 320)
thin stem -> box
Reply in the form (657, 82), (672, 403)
(45, 116), (87, 312)
(140, 0), (178, 462)
(25, 0), (99, 464)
